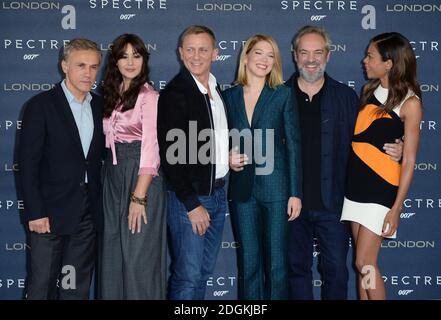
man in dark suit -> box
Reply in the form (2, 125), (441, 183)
(19, 38), (104, 299)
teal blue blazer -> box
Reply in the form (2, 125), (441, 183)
(223, 84), (302, 202)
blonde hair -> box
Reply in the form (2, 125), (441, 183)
(236, 34), (283, 88)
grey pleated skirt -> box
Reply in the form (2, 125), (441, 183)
(99, 141), (167, 300)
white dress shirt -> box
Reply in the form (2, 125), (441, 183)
(192, 73), (229, 179)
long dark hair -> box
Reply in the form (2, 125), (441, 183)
(361, 32), (421, 113)
(103, 34), (150, 117)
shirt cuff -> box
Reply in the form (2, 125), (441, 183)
(182, 194), (201, 213)
(138, 167), (158, 176)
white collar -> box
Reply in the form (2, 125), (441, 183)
(191, 73), (217, 95)
(374, 84), (389, 105)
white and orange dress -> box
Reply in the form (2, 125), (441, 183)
(341, 85), (415, 239)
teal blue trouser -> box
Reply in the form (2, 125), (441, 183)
(230, 197), (289, 300)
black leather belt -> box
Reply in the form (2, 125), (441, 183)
(214, 178), (225, 189)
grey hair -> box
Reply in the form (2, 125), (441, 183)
(63, 38), (101, 61)
(292, 25), (332, 52)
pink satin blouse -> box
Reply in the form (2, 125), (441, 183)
(103, 83), (160, 176)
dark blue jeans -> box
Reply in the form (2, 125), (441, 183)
(167, 188), (227, 300)
(287, 209), (349, 300)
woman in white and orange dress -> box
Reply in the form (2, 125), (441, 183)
(341, 32), (422, 300)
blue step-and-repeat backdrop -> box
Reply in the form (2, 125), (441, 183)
(0, 0), (440, 300)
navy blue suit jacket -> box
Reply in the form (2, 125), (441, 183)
(286, 73), (359, 212)
(19, 82), (105, 235)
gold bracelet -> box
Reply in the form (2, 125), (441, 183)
(130, 193), (147, 206)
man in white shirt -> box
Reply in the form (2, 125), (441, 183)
(157, 25), (229, 300)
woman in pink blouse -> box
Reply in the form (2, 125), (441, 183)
(99, 34), (166, 299)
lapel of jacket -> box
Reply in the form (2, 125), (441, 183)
(216, 84), (228, 121)
(54, 83), (84, 157)
(86, 94), (101, 160)
(320, 73), (333, 140)
(251, 85), (273, 128)
(236, 86), (250, 129)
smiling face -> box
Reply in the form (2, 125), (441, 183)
(116, 43), (143, 88)
(363, 43), (392, 83)
(294, 32), (330, 84)
(179, 32), (218, 84)
(244, 40), (275, 80)
(61, 48), (101, 101)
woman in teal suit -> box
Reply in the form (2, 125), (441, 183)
(223, 34), (302, 300)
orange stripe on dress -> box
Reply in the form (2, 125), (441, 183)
(354, 104), (392, 135)
(352, 142), (400, 186)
